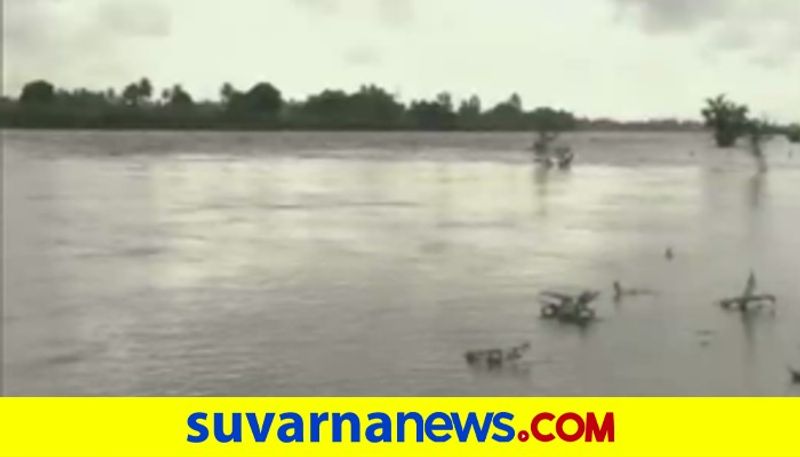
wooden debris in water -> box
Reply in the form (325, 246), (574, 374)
(464, 342), (531, 369)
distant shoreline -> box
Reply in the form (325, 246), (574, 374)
(0, 125), (705, 134)
(2, 79), (704, 135)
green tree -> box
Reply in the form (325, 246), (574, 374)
(138, 78), (153, 103)
(528, 107), (576, 133)
(105, 88), (117, 104)
(407, 95), (457, 130)
(701, 94), (750, 147)
(220, 82), (236, 105)
(121, 77), (154, 107)
(508, 93), (522, 111)
(229, 82), (283, 117)
(299, 89), (350, 127)
(165, 84), (194, 108)
(19, 80), (55, 105)
(122, 83), (140, 106)
(245, 82), (282, 114)
(57, 88), (111, 108)
(346, 85), (404, 128)
(457, 95), (482, 129)
(786, 123), (800, 143)
(485, 93), (525, 129)
(458, 95), (481, 116)
(435, 92), (453, 113)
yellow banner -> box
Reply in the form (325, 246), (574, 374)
(0, 398), (797, 457)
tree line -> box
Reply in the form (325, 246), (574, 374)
(701, 94), (799, 146)
(8, 79), (795, 140)
(0, 78), (711, 132)
(1, 78), (582, 132)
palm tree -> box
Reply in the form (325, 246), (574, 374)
(122, 83), (140, 106)
(220, 82), (236, 105)
(137, 78), (153, 103)
(701, 94), (750, 147)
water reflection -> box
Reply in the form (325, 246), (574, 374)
(748, 172), (767, 210)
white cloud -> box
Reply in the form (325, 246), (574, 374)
(2, 0), (798, 121)
(613, 0), (728, 33)
(95, 0), (172, 37)
(343, 45), (382, 67)
(613, 0), (800, 61)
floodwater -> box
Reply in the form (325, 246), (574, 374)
(3, 130), (800, 396)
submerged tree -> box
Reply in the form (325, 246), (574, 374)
(745, 119), (773, 173)
(701, 94), (750, 147)
(787, 124), (800, 143)
(529, 107), (576, 164)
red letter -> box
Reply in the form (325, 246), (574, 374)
(531, 412), (555, 442)
(555, 413), (585, 442)
(585, 412), (614, 442)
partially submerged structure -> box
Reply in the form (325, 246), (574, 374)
(718, 271), (776, 312)
(464, 342), (531, 369)
(789, 367), (800, 384)
(539, 290), (599, 323)
(612, 281), (656, 301)
(531, 131), (574, 169)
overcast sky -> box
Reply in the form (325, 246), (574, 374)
(3, 0), (799, 121)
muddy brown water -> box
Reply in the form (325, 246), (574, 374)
(3, 130), (800, 395)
